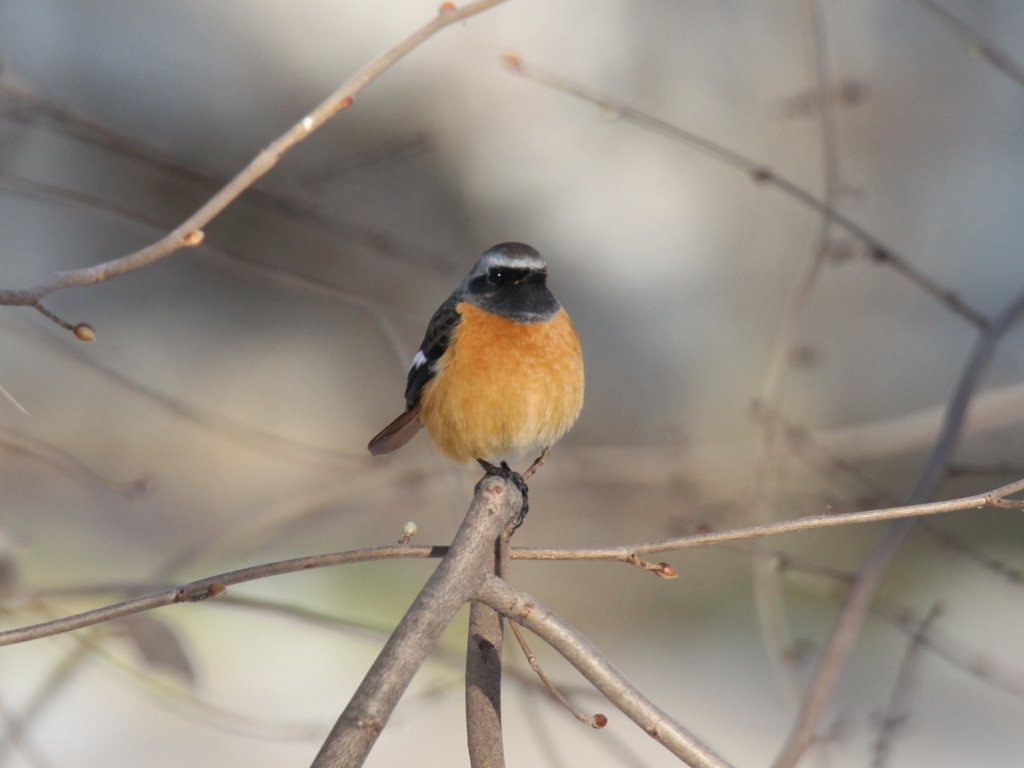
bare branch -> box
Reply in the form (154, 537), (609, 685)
(310, 474), (522, 768)
(513, 476), (1024, 562)
(505, 58), (989, 329)
(475, 575), (733, 768)
(0, 544), (445, 647)
(771, 285), (1024, 768)
(3, 475), (1024, 649)
(507, 619), (605, 728)
(0, 0), (511, 327)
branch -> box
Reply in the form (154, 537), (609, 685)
(0, 544), (445, 647)
(310, 474), (522, 768)
(4, 477), (1024, 649)
(0, 0), (511, 328)
(771, 285), (1024, 768)
(504, 58), (989, 329)
(466, 533), (506, 768)
(474, 575), (733, 768)
(512, 476), (1024, 561)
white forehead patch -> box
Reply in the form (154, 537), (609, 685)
(469, 244), (547, 278)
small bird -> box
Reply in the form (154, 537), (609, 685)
(368, 242), (584, 476)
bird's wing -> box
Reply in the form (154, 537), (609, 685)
(404, 299), (462, 407)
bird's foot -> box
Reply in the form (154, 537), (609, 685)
(476, 459), (529, 528)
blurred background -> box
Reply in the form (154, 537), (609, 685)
(0, 0), (1022, 765)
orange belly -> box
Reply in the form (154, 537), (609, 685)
(418, 303), (584, 462)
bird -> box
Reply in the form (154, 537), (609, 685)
(367, 242), (584, 484)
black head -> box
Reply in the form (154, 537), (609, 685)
(459, 243), (561, 322)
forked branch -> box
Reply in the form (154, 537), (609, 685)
(476, 575), (733, 768)
(1, 477), (1023, 649)
(311, 474), (522, 768)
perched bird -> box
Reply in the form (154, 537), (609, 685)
(368, 242), (584, 471)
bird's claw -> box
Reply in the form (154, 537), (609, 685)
(476, 459), (530, 528)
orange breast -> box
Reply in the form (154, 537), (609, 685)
(418, 303), (584, 463)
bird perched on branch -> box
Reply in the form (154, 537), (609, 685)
(368, 242), (584, 492)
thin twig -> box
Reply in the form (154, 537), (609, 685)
(0, 0), (511, 328)
(0, 544), (445, 647)
(310, 473), (522, 768)
(3, 477), (1024, 649)
(512, 477), (1024, 561)
(475, 575), (732, 768)
(771, 286), (1024, 768)
(504, 58), (989, 329)
(507, 620), (604, 728)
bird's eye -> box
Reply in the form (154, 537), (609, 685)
(487, 267), (504, 285)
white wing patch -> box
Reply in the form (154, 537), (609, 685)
(410, 350), (427, 370)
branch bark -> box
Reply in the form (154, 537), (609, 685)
(310, 474), (521, 768)
(475, 575), (733, 768)
(466, 572), (506, 767)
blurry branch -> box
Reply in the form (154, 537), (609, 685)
(475, 576), (732, 768)
(0, 317), (366, 469)
(878, 603), (1024, 701)
(872, 603), (942, 768)
(0, 426), (148, 497)
(287, 133), (431, 192)
(0, 0), (511, 331)
(772, 285), (1024, 768)
(749, 0), (844, 707)
(504, 57), (989, 329)
(311, 474), (521, 768)
(919, 520), (1024, 585)
(517, 687), (573, 768)
(0, 79), (441, 270)
(78, 629), (324, 742)
(911, 0), (1024, 88)
(4, 477), (1024, 647)
(736, 542), (1024, 702)
(554, 379), (1024, 489)
(947, 461), (1024, 477)
(0, 643), (89, 768)
(0, 693), (53, 768)
(0, 172), (417, 366)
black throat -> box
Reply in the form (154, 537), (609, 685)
(466, 270), (561, 322)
